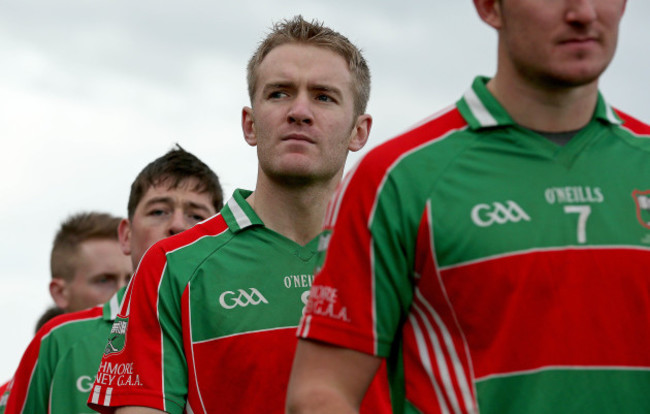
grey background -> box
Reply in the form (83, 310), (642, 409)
(1, 0), (648, 380)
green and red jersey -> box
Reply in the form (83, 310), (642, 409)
(299, 76), (650, 414)
(88, 189), (389, 414)
(0, 379), (10, 413)
(5, 290), (124, 414)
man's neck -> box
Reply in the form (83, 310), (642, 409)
(247, 174), (341, 246)
(487, 71), (599, 133)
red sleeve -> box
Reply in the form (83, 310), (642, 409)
(5, 309), (101, 414)
(88, 243), (186, 414)
(4, 329), (43, 413)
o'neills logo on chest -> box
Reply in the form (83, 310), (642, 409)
(633, 190), (650, 230)
(544, 186), (604, 204)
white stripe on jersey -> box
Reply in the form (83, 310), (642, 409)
(91, 385), (101, 404)
(156, 264), (167, 413)
(409, 313), (451, 414)
(463, 87), (497, 127)
(301, 315), (312, 338)
(604, 102), (622, 125)
(187, 282), (209, 413)
(415, 288), (477, 413)
(109, 293), (120, 320)
(228, 197), (252, 229)
(326, 160), (360, 227)
(104, 387), (113, 405)
(369, 239), (379, 355)
(412, 300), (461, 413)
(427, 201), (479, 413)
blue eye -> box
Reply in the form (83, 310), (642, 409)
(269, 91), (288, 99)
(94, 276), (115, 285)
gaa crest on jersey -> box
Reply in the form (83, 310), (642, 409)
(633, 190), (650, 230)
(104, 316), (128, 356)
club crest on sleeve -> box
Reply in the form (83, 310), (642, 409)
(633, 190), (650, 230)
(104, 316), (128, 355)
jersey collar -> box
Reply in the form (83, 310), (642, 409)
(103, 286), (127, 321)
(220, 188), (264, 233)
(456, 76), (622, 130)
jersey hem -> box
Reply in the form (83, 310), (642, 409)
(88, 392), (185, 414)
(299, 316), (392, 358)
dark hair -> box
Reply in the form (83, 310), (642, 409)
(50, 212), (121, 281)
(247, 15), (371, 117)
(34, 306), (65, 333)
(127, 144), (224, 219)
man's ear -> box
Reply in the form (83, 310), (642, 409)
(242, 106), (258, 147)
(348, 114), (372, 152)
(473, 0), (503, 30)
(49, 278), (69, 310)
(118, 218), (132, 256)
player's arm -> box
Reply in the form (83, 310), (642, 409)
(286, 339), (382, 414)
(4, 318), (63, 413)
(88, 244), (189, 413)
(115, 407), (165, 414)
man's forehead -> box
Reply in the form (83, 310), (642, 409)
(259, 44), (350, 80)
(73, 240), (131, 280)
(256, 43), (353, 100)
(75, 238), (124, 266)
(147, 177), (205, 196)
(139, 178), (214, 208)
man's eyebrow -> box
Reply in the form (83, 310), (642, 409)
(262, 82), (295, 91)
(145, 197), (212, 212)
(260, 82), (344, 100)
(311, 84), (343, 97)
(90, 272), (120, 280)
(185, 201), (212, 212)
(143, 197), (173, 207)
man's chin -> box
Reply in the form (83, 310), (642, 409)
(267, 167), (337, 187)
(539, 62), (610, 89)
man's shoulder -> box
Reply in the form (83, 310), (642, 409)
(19, 307), (104, 379)
(57, 319), (112, 359)
(610, 108), (650, 153)
(153, 213), (232, 257)
(44, 315), (111, 376)
(37, 306), (104, 343)
(614, 108), (650, 137)
(351, 104), (472, 187)
(140, 213), (235, 278)
(371, 104), (468, 159)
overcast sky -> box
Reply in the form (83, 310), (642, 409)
(1, 1), (648, 381)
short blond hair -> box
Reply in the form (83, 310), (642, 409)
(247, 15), (371, 117)
(50, 212), (121, 281)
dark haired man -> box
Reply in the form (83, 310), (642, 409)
(5, 146), (222, 414)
